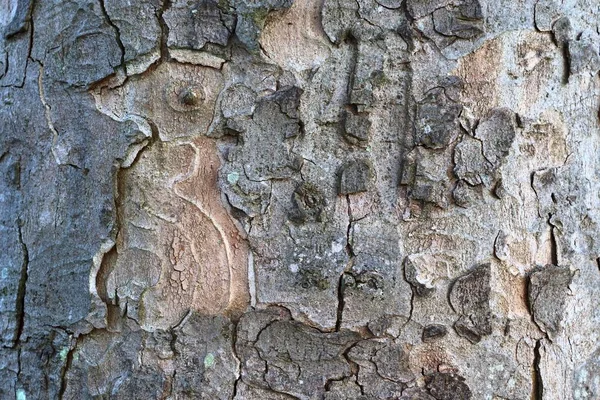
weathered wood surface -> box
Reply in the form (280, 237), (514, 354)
(1, 0), (599, 398)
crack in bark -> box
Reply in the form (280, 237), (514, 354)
(156, 0), (173, 62)
(58, 336), (76, 400)
(36, 62), (61, 165)
(345, 195), (355, 257)
(530, 170), (542, 218)
(341, 341), (364, 392)
(335, 194), (356, 331)
(547, 213), (558, 266)
(13, 223), (29, 347)
(246, 315), (304, 399)
(532, 339), (544, 400)
(400, 255), (416, 329)
(98, 0), (126, 71)
(335, 271), (347, 332)
(230, 319), (241, 400)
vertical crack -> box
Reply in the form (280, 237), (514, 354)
(13, 222), (29, 347)
(335, 271), (346, 332)
(98, 0), (126, 71)
(532, 339), (544, 400)
(530, 171), (542, 218)
(156, 0), (173, 62)
(336, 195), (355, 331)
(560, 37), (571, 84)
(407, 287), (415, 325)
(230, 319), (241, 400)
(547, 213), (558, 265)
(345, 195), (355, 257)
(400, 257), (415, 328)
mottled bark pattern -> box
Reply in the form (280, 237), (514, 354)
(1, 0), (599, 399)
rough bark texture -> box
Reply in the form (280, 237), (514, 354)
(1, 0), (600, 399)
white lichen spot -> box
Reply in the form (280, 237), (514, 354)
(289, 264), (299, 273)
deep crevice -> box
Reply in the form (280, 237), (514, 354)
(13, 222), (29, 347)
(529, 170), (542, 218)
(400, 257), (415, 328)
(548, 213), (558, 265)
(561, 40), (571, 84)
(345, 195), (354, 257)
(98, 0), (127, 74)
(156, 0), (173, 62)
(532, 339), (544, 400)
(336, 194), (356, 332)
(335, 272), (346, 332)
(230, 318), (241, 400)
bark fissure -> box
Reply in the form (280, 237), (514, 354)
(13, 223), (29, 347)
(156, 0), (173, 62)
(548, 213), (559, 265)
(532, 339), (544, 400)
(335, 271), (346, 332)
(336, 194), (356, 331)
(98, 0), (126, 70)
(230, 319), (241, 400)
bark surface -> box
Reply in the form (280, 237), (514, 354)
(1, 0), (599, 399)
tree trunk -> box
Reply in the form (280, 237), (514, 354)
(1, 0), (599, 398)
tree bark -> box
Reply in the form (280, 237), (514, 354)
(1, 0), (599, 399)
